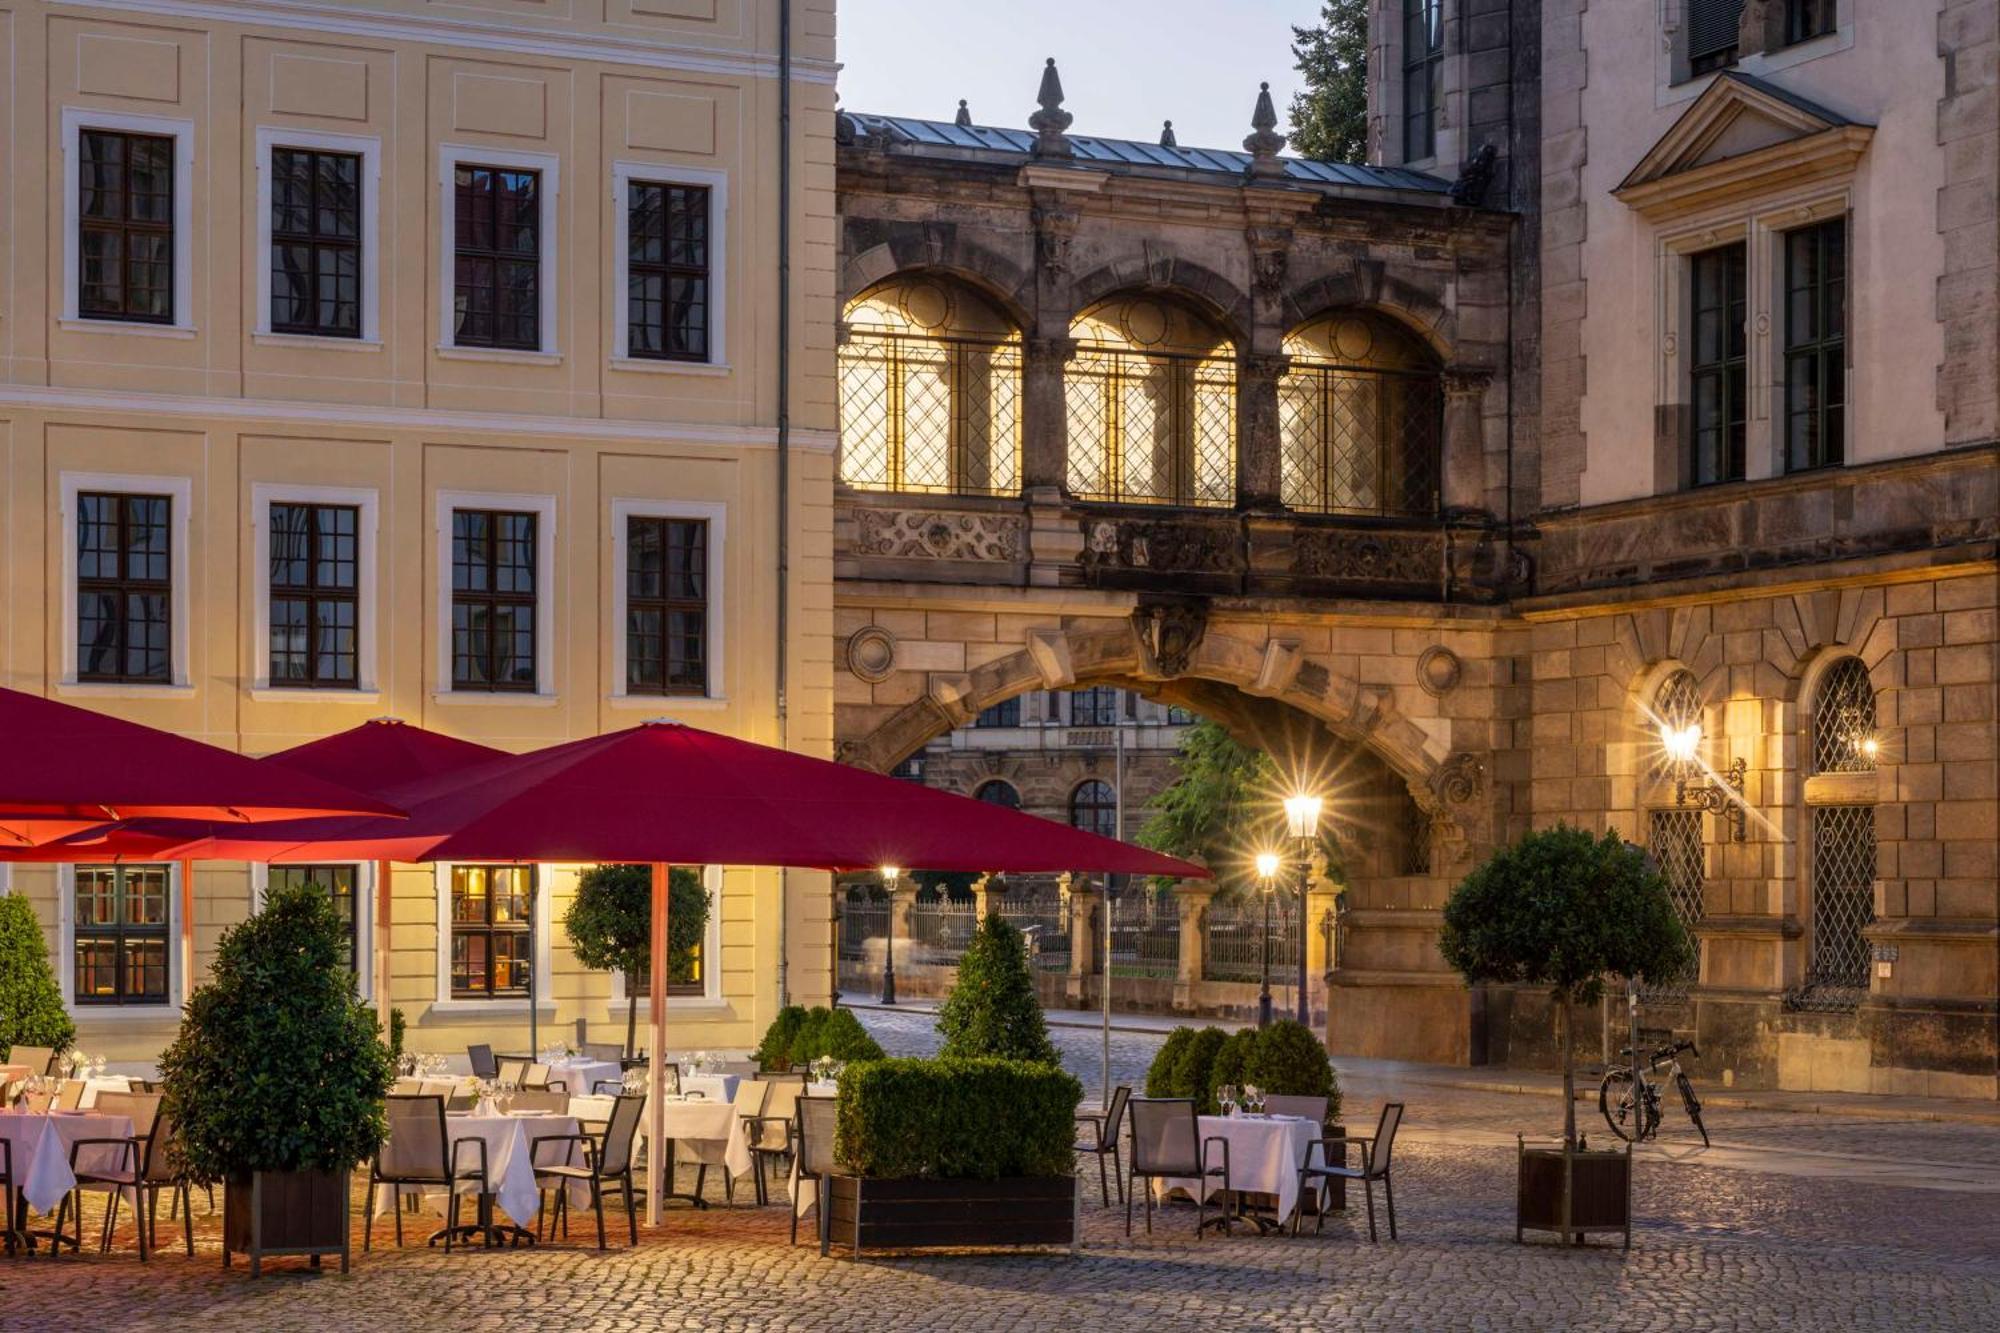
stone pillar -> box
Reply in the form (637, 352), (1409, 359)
(1236, 352), (1289, 510)
(1065, 877), (1101, 1008)
(1172, 880), (1216, 1013)
(1305, 879), (1343, 1025)
(1441, 368), (1494, 513)
(1021, 335), (1076, 493)
(969, 873), (993, 921)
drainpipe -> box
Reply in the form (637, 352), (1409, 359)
(774, 0), (794, 1012)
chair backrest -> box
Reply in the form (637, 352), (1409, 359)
(56, 1080), (86, 1110)
(1127, 1098), (1201, 1175)
(1264, 1094), (1329, 1125)
(1105, 1084), (1131, 1140)
(716, 1059), (760, 1078)
(581, 1042), (624, 1064)
(93, 1089), (160, 1139)
(446, 1090), (476, 1113)
(417, 1078), (458, 1099)
(598, 1094), (646, 1176)
(7, 1046), (55, 1077)
(731, 1079), (770, 1120)
(1370, 1102), (1404, 1175)
(392, 1077), (423, 1095)
(752, 1081), (802, 1150)
(139, 1101), (178, 1184)
(496, 1057), (530, 1085)
(508, 1089), (568, 1115)
(467, 1044), (499, 1079)
(797, 1096), (839, 1176)
(524, 1062), (555, 1089)
(380, 1095), (450, 1181)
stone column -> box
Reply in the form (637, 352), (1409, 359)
(1021, 335), (1076, 493)
(969, 873), (993, 921)
(1172, 880), (1216, 1013)
(1065, 877), (1101, 1008)
(1305, 880), (1343, 1025)
(1236, 352), (1290, 510)
(1441, 368), (1494, 513)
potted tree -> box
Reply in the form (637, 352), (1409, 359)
(160, 882), (393, 1275)
(1439, 826), (1691, 1247)
(0, 892), (76, 1063)
(563, 863), (709, 1059)
(937, 913), (1059, 1065)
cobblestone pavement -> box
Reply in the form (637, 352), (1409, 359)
(4, 1009), (1998, 1332)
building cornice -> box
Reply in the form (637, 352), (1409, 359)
(53, 0), (839, 84)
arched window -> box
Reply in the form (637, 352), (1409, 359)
(974, 779), (1021, 809)
(1650, 668), (1703, 784)
(839, 276), (1021, 495)
(1798, 657), (1878, 1006)
(1278, 310), (1442, 516)
(1811, 657), (1877, 775)
(1069, 780), (1118, 839)
(1068, 295), (1236, 506)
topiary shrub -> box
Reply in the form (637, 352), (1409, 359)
(1209, 1027), (1257, 1099)
(775, 1006), (886, 1069)
(756, 1005), (810, 1070)
(1145, 1027), (1195, 1098)
(159, 881), (393, 1183)
(564, 863), (709, 1059)
(1171, 1026), (1231, 1114)
(0, 894), (74, 1062)
(937, 913), (1058, 1065)
(1243, 1019), (1341, 1123)
(834, 1057), (1082, 1179)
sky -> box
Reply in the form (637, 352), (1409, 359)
(835, 0), (1324, 155)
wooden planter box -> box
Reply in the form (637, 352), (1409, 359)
(222, 1169), (351, 1276)
(826, 1175), (1078, 1255)
(1515, 1140), (1630, 1248)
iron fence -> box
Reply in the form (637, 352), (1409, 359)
(906, 898), (979, 963)
(1108, 893), (1182, 978)
(1202, 896), (1300, 984)
(838, 900), (887, 962)
(993, 895), (1071, 972)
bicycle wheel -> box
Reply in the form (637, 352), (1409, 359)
(1677, 1072), (1710, 1147)
(1597, 1067), (1643, 1142)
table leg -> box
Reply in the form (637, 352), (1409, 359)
(658, 1139), (708, 1210)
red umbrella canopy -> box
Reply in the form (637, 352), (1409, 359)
(260, 717), (510, 792)
(249, 720), (1207, 875)
(0, 687), (403, 846)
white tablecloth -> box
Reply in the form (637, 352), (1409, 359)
(543, 1059), (621, 1097)
(372, 1112), (584, 1227)
(0, 1110), (136, 1213)
(679, 1073), (740, 1103)
(77, 1076), (134, 1109)
(572, 1094), (754, 1183)
(1154, 1114), (1320, 1224)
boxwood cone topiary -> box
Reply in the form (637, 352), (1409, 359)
(834, 1057), (1082, 1179)
(936, 913), (1058, 1065)
(0, 893), (75, 1061)
(159, 881), (394, 1183)
(1440, 825), (1692, 1147)
(1209, 1027), (1257, 1098)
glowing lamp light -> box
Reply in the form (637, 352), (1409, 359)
(1659, 721), (1703, 765)
(1254, 851), (1282, 882)
(880, 865), (901, 885)
(1860, 737), (1881, 761)
(1282, 793), (1323, 841)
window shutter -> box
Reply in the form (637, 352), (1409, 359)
(1687, 0), (1744, 64)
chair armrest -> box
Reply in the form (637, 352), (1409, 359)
(1073, 1113), (1107, 1148)
(592, 1080), (624, 1095)
(527, 1131), (598, 1171)
(741, 1114), (796, 1150)
(449, 1136), (491, 1186)
(546, 1079), (568, 1093)
(1301, 1136), (1364, 1171)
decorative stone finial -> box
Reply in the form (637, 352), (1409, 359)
(954, 98), (972, 128)
(1029, 57), (1073, 158)
(1160, 119), (1177, 148)
(1243, 81), (1287, 179)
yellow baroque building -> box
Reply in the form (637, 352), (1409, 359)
(0, 0), (840, 1064)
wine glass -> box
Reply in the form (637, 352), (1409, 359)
(1218, 1084), (1237, 1118)
(1245, 1084), (1264, 1115)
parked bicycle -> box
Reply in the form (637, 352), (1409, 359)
(1598, 1039), (1709, 1146)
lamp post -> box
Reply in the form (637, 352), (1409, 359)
(1254, 851), (1280, 1029)
(878, 865), (901, 1006)
(1283, 793), (1323, 1027)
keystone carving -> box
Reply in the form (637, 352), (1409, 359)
(1132, 603), (1210, 678)
(1249, 640), (1304, 698)
(1026, 629), (1077, 688)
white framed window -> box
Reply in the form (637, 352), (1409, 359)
(59, 862), (182, 1017)
(60, 107), (197, 334)
(611, 161), (728, 370)
(432, 862), (553, 1013)
(250, 482), (381, 697)
(58, 470), (195, 696)
(252, 862), (375, 1002)
(608, 497), (727, 708)
(436, 143), (561, 360)
(434, 489), (558, 703)
(253, 127), (383, 345)
(609, 864), (726, 1010)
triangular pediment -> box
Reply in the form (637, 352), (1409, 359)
(1615, 74), (1872, 218)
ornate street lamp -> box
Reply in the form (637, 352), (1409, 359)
(1658, 721), (1748, 841)
(1254, 851), (1281, 1029)
(879, 865), (901, 1005)
(1283, 793), (1322, 1026)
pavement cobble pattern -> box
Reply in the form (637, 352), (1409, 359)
(3, 1009), (1997, 1331)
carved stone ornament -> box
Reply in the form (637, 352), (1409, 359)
(1432, 752), (1485, 805)
(1133, 603), (1210, 677)
(845, 626), (898, 684)
(1292, 530), (1440, 584)
(1080, 519), (1238, 575)
(1033, 206), (1078, 276)
(854, 508), (1025, 562)
(1416, 645), (1462, 697)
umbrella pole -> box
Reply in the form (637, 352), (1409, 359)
(526, 865), (538, 1058)
(647, 862), (669, 1227)
(376, 860), (393, 1036)
(178, 858), (195, 1005)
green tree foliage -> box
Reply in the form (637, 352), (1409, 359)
(1440, 826), (1693, 1144)
(755, 1005), (810, 1070)
(1143, 1024), (1233, 1113)
(1138, 720), (1343, 895)
(1145, 1027), (1195, 1098)
(835, 1057), (1082, 1180)
(1243, 1019), (1341, 1122)
(1288, 0), (1370, 163)
(1145, 1021), (1343, 1122)
(936, 913), (1058, 1065)
(159, 882), (393, 1182)
(1209, 1027), (1257, 1097)
(563, 863), (709, 1057)
(0, 894), (74, 1061)
(757, 1005), (887, 1070)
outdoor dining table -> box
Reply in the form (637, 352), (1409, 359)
(372, 1109), (586, 1244)
(543, 1058), (621, 1097)
(569, 1093), (753, 1209)
(1154, 1113), (1321, 1230)
(0, 1108), (136, 1251)
(679, 1073), (740, 1103)
(76, 1075), (134, 1109)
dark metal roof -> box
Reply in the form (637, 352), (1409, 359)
(1717, 71), (1856, 128)
(844, 113), (1453, 195)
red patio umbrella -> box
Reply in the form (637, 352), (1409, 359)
(0, 687), (402, 846)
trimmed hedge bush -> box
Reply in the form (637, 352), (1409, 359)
(937, 913), (1058, 1065)
(1243, 1019), (1340, 1122)
(1144, 1024), (1231, 1112)
(1144, 1021), (1341, 1122)
(757, 1004), (887, 1071)
(755, 1005), (810, 1070)
(834, 1057), (1082, 1180)
(0, 894), (74, 1062)
(1209, 1027), (1256, 1097)
(1144, 1027), (1195, 1098)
